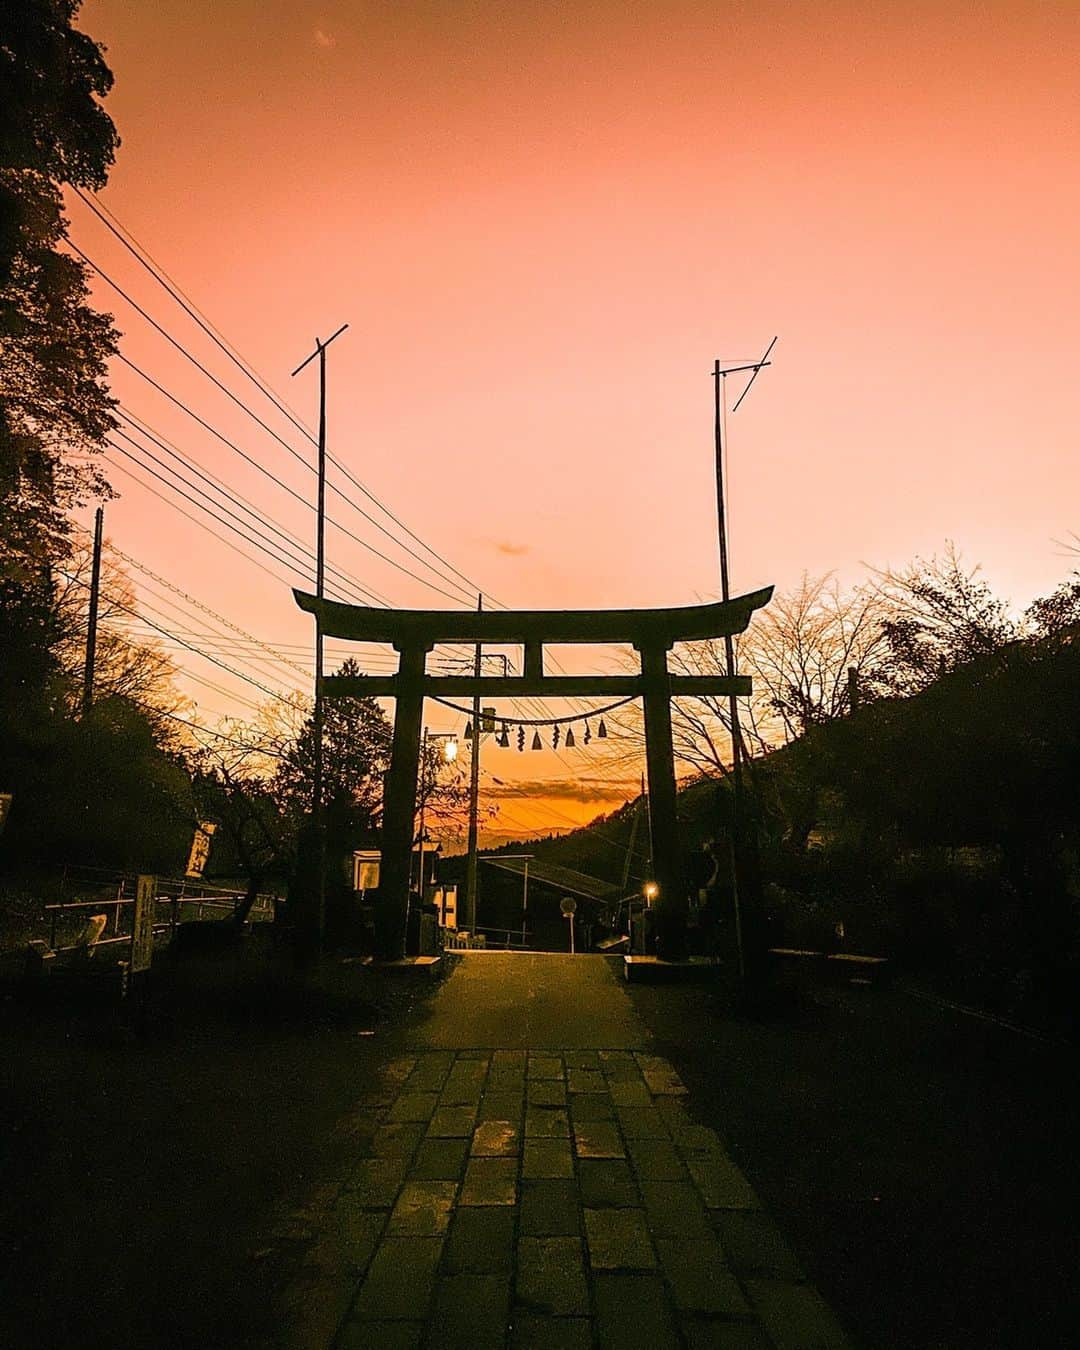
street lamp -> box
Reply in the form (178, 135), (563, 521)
(417, 729), (459, 897)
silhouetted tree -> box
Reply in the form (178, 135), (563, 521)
(1, 0), (120, 579)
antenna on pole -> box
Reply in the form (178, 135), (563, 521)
(291, 322), (349, 955)
(711, 337), (776, 987)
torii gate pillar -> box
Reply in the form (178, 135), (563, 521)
(637, 642), (686, 960)
(376, 644), (427, 960)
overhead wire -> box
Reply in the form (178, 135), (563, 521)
(71, 185), (500, 606)
(65, 232), (479, 605)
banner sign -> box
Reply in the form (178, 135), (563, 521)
(132, 874), (157, 973)
(185, 821), (217, 878)
(0, 792), (11, 834)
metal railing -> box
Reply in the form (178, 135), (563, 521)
(45, 868), (279, 952)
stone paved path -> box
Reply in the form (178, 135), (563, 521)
(269, 955), (853, 1349)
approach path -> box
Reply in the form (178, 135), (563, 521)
(270, 953), (852, 1349)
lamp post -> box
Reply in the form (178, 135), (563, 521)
(417, 729), (458, 899)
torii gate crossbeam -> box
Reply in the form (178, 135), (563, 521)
(295, 585), (772, 960)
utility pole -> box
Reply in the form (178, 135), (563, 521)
(291, 322), (348, 953)
(464, 594), (483, 934)
(82, 505), (104, 719)
(712, 339), (776, 982)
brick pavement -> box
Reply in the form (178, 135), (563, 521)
(268, 1038), (853, 1349)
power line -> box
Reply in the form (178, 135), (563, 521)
(111, 420), (383, 607)
(60, 570), (295, 706)
(101, 453), (310, 593)
(67, 233), (479, 605)
(111, 352), (470, 605)
(118, 405), (394, 606)
(71, 185), (499, 605)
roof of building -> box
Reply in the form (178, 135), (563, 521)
(482, 857), (619, 904)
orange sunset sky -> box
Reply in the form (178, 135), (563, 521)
(69, 0), (1080, 845)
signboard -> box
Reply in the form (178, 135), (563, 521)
(0, 792), (11, 834)
(481, 706), (497, 734)
(353, 849), (381, 892)
(185, 821), (217, 878)
(131, 874), (157, 973)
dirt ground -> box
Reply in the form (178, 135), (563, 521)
(1, 944), (1077, 1349)
(0, 938), (432, 1350)
(623, 968), (1080, 1350)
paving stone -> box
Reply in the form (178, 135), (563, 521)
(634, 1054), (688, 1096)
(569, 1092), (615, 1122)
(637, 1181), (712, 1238)
(515, 1237), (589, 1316)
(615, 1105), (669, 1139)
(479, 1090), (526, 1122)
(528, 1080), (568, 1106)
(443, 1205), (516, 1275)
(409, 1137), (469, 1181)
(472, 1119), (520, 1156)
(442, 1061), (490, 1103)
(488, 1070), (527, 1094)
(510, 1314), (593, 1349)
(743, 1278), (853, 1349)
(608, 1079), (653, 1108)
(527, 1055), (565, 1080)
(519, 1179), (581, 1236)
(522, 1139), (575, 1180)
(526, 1106), (570, 1138)
(459, 1157), (518, 1205)
(585, 1207), (656, 1269)
(493, 1049), (527, 1067)
(404, 1053), (454, 1092)
(712, 1210), (805, 1279)
(655, 1236), (750, 1315)
(456, 1050), (492, 1062)
(338, 1318), (424, 1349)
(656, 1099), (724, 1154)
(566, 1067), (606, 1094)
(626, 1137), (687, 1181)
(593, 1271), (680, 1349)
(598, 1052), (640, 1083)
(371, 1122), (426, 1159)
(384, 1056), (419, 1083)
(347, 1156), (409, 1206)
(328, 1200), (386, 1270)
(678, 1318), (774, 1350)
(562, 1050), (600, 1070)
(427, 1105), (478, 1138)
(686, 1155), (760, 1210)
(578, 1159), (638, 1208)
(428, 1273), (511, 1348)
(387, 1092), (440, 1123)
(387, 1180), (458, 1236)
(351, 1235), (444, 1320)
(573, 1120), (625, 1159)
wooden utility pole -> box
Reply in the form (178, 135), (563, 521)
(82, 505), (104, 719)
(464, 595), (483, 934)
(291, 322), (348, 952)
(713, 340), (776, 981)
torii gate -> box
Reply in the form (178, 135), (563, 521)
(294, 585), (773, 960)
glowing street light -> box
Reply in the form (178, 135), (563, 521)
(643, 881), (659, 904)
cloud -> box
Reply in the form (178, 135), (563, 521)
(494, 540), (529, 557)
(487, 777), (635, 806)
(313, 27), (336, 48)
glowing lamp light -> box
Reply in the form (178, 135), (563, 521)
(643, 882), (659, 904)
(443, 737), (458, 763)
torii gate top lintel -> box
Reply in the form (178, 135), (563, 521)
(293, 585), (773, 650)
